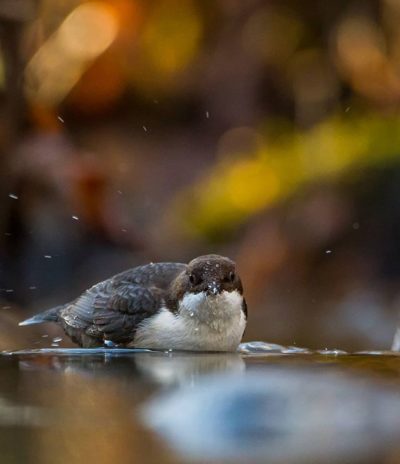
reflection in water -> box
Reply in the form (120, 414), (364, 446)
(0, 351), (181, 464)
(2, 348), (400, 463)
(0, 397), (52, 427)
(9, 349), (245, 386)
(28, 367), (160, 464)
(144, 369), (400, 463)
(134, 351), (245, 385)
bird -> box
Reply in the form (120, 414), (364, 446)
(19, 254), (247, 351)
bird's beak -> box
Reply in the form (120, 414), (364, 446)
(207, 282), (222, 296)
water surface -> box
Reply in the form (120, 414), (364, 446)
(1, 343), (400, 463)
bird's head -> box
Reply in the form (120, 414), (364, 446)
(185, 254), (242, 296)
(168, 255), (245, 322)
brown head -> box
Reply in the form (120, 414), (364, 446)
(186, 254), (243, 295)
(167, 255), (244, 311)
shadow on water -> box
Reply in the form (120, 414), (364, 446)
(1, 343), (400, 463)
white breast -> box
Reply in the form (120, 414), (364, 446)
(132, 290), (246, 352)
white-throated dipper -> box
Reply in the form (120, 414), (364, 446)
(19, 255), (247, 351)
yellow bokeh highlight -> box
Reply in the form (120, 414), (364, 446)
(129, 0), (202, 93)
(58, 2), (118, 60)
(177, 114), (400, 237)
(142, 0), (201, 75)
(25, 2), (119, 106)
(224, 159), (280, 213)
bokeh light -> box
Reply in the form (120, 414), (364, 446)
(25, 1), (119, 106)
(2, 0), (400, 353)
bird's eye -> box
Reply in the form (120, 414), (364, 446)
(189, 274), (196, 285)
(229, 271), (235, 282)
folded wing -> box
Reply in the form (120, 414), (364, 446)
(60, 262), (186, 347)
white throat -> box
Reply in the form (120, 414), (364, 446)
(179, 290), (242, 329)
(132, 290), (246, 352)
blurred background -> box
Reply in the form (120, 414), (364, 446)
(1, 0), (400, 351)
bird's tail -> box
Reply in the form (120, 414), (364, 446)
(19, 305), (65, 326)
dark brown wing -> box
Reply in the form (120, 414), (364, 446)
(112, 262), (186, 289)
(59, 262), (186, 346)
(60, 281), (163, 346)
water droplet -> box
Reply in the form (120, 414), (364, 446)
(345, 106), (351, 113)
(72, 215), (79, 221)
(190, 312), (194, 317)
(194, 327), (199, 332)
(44, 255), (52, 259)
(41, 334), (49, 338)
(205, 111), (210, 119)
(325, 250), (332, 254)
(57, 115), (64, 123)
(28, 286), (37, 290)
(5, 289), (14, 293)
(8, 193), (18, 200)
(52, 337), (62, 343)
(142, 125), (148, 132)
